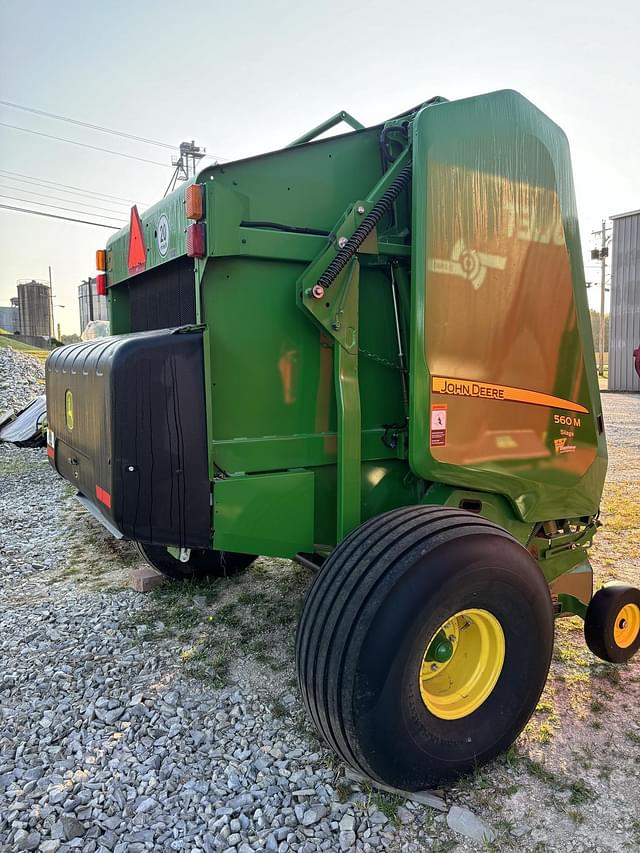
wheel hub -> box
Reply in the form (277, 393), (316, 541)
(419, 608), (506, 720)
(613, 603), (640, 649)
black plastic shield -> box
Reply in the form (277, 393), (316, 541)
(46, 328), (210, 548)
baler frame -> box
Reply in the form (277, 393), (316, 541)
(297, 144), (413, 540)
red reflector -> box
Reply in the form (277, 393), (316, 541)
(186, 222), (206, 258)
(96, 485), (112, 509)
(47, 446), (55, 459)
(127, 205), (147, 275)
(96, 273), (107, 296)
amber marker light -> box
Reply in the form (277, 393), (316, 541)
(185, 184), (204, 220)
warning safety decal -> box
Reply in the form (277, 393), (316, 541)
(430, 404), (448, 447)
(431, 376), (588, 415)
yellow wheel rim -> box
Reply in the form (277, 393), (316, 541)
(419, 608), (505, 720)
(613, 603), (640, 649)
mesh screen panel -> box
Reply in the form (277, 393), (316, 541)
(128, 257), (196, 332)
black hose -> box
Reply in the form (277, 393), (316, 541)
(240, 220), (331, 237)
(316, 163), (412, 291)
(378, 124), (409, 227)
(294, 552), (325, 573)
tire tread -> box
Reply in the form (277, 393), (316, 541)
(295, 506), (519, 780)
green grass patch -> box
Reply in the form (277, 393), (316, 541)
(369, 790), (402, 826)
(0, 332), (49, 361)
(121, 559), (311, 692)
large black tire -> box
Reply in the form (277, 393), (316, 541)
(296, 506), (554, 790)
(584, 585), (640, 663)
(134, 542), (256, 581)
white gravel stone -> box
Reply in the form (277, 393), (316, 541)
(446, 805), (495, 843)
(0, 346), (45, 414)
(340, 813), (356, 832)
(340, 829), (356, 850)
(302, 804), (328, 825)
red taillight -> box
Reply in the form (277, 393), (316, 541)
(96, 273), (107, 296)
(186, 222), (206, 258)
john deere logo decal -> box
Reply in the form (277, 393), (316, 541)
(65, 389), (74, 430)
(428, 239), (506, 290)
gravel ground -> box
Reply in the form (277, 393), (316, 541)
(0, 346), (46, 416)
(1, 351), (639, 853)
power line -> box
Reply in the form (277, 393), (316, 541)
(0, 203), (119, 229)
(0, 184), (129, 215)
(0, 98), (179, 150)
(0, 100), (229, 164)
(0, 168), (147, 205)
(0, 122), (171, 166)
(0, 193), (125, 223)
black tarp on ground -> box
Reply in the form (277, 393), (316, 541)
(0, 395), (46, 447)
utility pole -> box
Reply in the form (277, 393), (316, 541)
(48, 265), (55, 348)
(590, 220), (611, 376)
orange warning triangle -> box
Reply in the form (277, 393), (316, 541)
(127, 205), (146, 274)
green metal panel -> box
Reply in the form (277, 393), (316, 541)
(199, 128), (382, 237)
(203, 249), (406, 548)
(198, 115), (409, 550)
(409, 90), (607, 523)
(422, 484), (534, 544)
(213, 470), (315, 558)
(105, 183), (191, 288)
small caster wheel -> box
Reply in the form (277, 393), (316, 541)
(584, 585), (640, 663)
(134, 542), (256, 582)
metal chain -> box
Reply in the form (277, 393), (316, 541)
(357, 347), (406, 372)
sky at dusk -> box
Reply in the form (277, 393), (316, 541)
(1, 0), (638, 333)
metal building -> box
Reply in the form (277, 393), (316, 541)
(0, 304), (19, 333)
(16, 279), (51, 338)
(609, 210), (640, 392)
(78, 277), (108, 335)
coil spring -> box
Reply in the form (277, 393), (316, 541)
(316, 162), (413, 291)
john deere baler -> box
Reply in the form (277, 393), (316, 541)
(46, 90), (640, 789)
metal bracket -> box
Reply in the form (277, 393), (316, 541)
(541, 521), (597, 560)
(557, 593), (588, 621)
(288, 111), (365, 147)
(333, 262), (361, 540)
(297, 199), (374, 349)
(295, 148), (412, 542)
(168, 546), (191, 563)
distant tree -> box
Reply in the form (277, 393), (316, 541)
(61, 333), (81, 344)
(589, 309), (609, 352)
